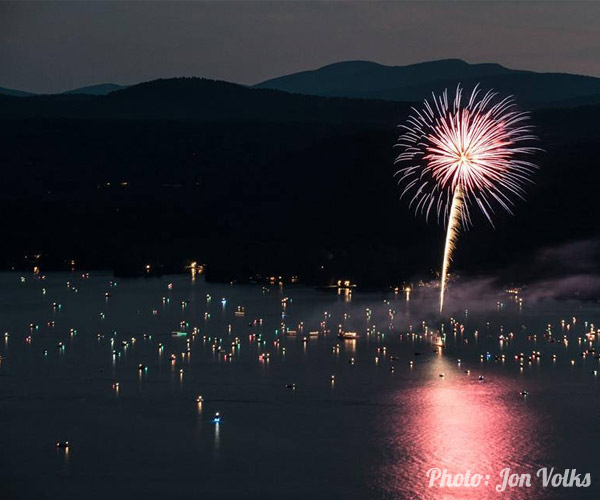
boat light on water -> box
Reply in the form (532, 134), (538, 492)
(338, 331), (359, 340)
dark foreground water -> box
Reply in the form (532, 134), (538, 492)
(0, 272), (598, 500)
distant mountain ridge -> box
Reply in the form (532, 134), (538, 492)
(255, 59), (600, 108)
(0, 86), (35, 97)
(0, 83), (125, 97)
(3, 58), (600, 108)
(62, 83), (126, 95)
(256, 59), (512, 95)
(0, 77), (409, 124)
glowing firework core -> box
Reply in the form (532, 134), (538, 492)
(395, 85), (538, 313)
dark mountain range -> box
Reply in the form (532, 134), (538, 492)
(6, 58), (600, 108)
(256, 59), (600, 108)
(257, 59), (511, 95)
(0, 76), (598, 285)
(62, 83), (125, 95)
(0, 83), (124, 97)
(0, 86), (35, 97)
(0, 77), (407, 124)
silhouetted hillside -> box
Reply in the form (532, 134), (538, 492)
(257, 59), (510, 95)
(365, 73), (600, 108)
(0, 83), (126, 96)
(0, 75), (599, 285)
(0, 77), (409, 125)
(256, 59), (600, 108)
(63, 83), (125, 95)
(0, 86), (35, 97)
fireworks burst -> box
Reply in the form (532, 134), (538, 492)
(395, 84), (538, 313)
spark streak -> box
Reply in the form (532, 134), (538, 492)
(440, 185), (462, 313)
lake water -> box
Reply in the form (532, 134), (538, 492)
(0, 272), (598, 499)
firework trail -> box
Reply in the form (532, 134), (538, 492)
(395, 84), (538, 313)
(439, 184), (463, 313)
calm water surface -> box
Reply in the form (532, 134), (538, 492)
(0, 272), (598, 499)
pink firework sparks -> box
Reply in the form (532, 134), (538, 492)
(395, 84), (538, 227)
(394, 84), (539, 312)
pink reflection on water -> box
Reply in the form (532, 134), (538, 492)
(377, 356), (546, 499)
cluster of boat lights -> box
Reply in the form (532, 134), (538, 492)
(7, 275), (600, 453)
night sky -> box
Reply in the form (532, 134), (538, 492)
(1, 1), (599, 94)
